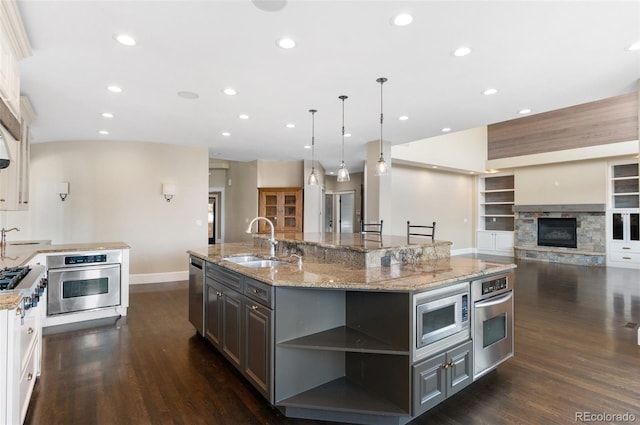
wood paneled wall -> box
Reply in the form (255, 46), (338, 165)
(487, 92), (638, 160)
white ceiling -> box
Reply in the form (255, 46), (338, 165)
(17, 0), (640, 174)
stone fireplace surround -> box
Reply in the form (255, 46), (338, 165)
(513, 204), (606, 266)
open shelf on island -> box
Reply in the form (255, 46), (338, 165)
(278, 325), (409, 355)
(277, 376), (410, 416)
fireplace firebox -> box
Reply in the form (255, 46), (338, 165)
(537, 218), (577, 248)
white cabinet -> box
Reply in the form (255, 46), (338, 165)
(0, 294), (44, 425)
(607, 210), (640, 269)
(477, 230), (514, 255)
(0, 96), (34, 210)
(0, 29), (20, 116)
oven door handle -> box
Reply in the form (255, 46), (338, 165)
(475, 291), (512, 308)
(48, 263), (120, 273)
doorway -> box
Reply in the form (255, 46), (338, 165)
(208, 189), (224, 244)
(324, 191), (355, 233)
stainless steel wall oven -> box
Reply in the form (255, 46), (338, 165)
(47, 251), (122, 315)
(413, 281), (470, 361)
(471, 272), (514, 379)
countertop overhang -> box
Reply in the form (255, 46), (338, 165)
(188, 242), (516, 292)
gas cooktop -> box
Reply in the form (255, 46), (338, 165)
(0, 266), (31, 291)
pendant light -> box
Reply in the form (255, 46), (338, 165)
(337, 95), (350, 183)
(308, 109), (318, 186)
(375, 77), (389, 176)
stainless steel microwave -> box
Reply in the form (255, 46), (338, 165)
(413, 281), (470, 361)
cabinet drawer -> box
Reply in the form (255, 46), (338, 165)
(609, 241), (640, 254)
(20, 313), (38, 369)
(244, 278), (273, 308)
(208, 265), (243, 291)
(19, 342), (38, 424)
(609, 251), (640, 263)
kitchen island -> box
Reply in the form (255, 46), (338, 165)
(188, 233), (516, 425)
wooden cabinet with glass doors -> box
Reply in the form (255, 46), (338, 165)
(258, 188), (303, 233)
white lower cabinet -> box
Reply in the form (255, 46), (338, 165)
(1, 292), (44, 425)
(477, 230), (514, 255)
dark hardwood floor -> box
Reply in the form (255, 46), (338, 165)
(25, 257), (640, 425)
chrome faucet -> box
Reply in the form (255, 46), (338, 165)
(246, 217), (278, 258)
(0, 227), (19, 254)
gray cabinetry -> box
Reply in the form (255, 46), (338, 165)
(413, 341), (473, 417)
(204, 277), (222, 348)
(203, 262), (274, 402)
(244, 301), (272, 398)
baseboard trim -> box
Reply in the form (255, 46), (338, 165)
(130, 271), (189, 285)
(451, 247), (474, 256)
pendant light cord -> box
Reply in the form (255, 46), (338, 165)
(377, 77), (387, 157)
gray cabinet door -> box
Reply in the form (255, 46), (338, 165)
(243, 302), (272, 402)
(446, 341), (473, 397)
(204, 278), (222, 348)
(413, 352), (446, 416)
(222, 287), (243, 369)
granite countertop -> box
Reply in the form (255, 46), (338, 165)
(0, 241), (130, 310)
(188, 242), (516, 292)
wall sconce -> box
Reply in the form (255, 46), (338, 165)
(162, 183), (176, 202)
(56, 182), (69, 201)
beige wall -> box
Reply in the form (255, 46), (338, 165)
(3, 140), (209, 275)
(225, 160), (258, 242)
(257, 160), (303, 187)
(390, 164), (475, 251)
(514, 159), (608, 205)
(392, 126), (488, 173)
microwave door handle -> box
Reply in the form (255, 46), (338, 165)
(475, 292), (513, 308)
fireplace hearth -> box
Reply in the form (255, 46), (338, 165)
(538, 217), (577, 248)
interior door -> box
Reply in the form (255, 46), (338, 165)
(324, 194), (333, 232)
(339, 193), (354, 233)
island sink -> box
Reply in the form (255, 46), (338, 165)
(237, 259), (290, 268)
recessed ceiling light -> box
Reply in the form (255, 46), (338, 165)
(344, 133), (351, 138)
(432, 166), (438, 169)
(519, 108), (532, 114)
(222, 132), (231, 137)
(101, 112), (114, 118)
(469, 171), (475, 175)
(626, 41), (640, 51)
(286, 123), (295, 128)
(441, 127), (451, 132)
(328, 171), (335, 175)
(277, 37), (296, 49)
(98, 130), (109, 135)
(239, 114), (249, 120)
(113, 34), (136, 46)
(398, 115), (409, 121)
(392, 13), (413, 26)
(252, 0), (287, 12)
(107, 85), (122, 93)
(453, 46), (472, 57)
(223, 88), (237, 96)
(483, 88), (498, 95)
(178, 91), (199, 99)
(304, 145), (311, 149)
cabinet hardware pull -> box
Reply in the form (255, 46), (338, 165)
(15, 308), (21, 316)
(443, 363), (449, 369)
(27, 373), (33, 381)
(623, 257), (632, 260)
(253, 289), (259, 294)
(622, 247), (630, 250)
(251, 305), (259, 310)
(28, 327), (34, 334)
(217, 291), (223, 297)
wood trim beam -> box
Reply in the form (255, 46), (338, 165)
(488, 92), (638, 160)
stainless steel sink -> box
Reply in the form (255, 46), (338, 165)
(237, 260), (290, 268)
(223, 255), (263, 263)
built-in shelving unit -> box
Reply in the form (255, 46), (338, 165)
(274, 288), (412, 422)
(480, 174), (515, 231)
(611, 162), (639, 209)
(607, 160), (640, 269)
